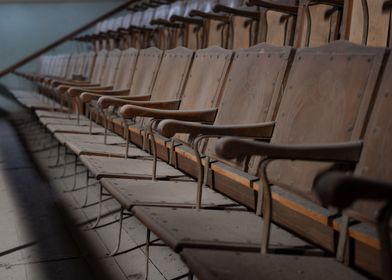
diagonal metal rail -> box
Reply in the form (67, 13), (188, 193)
(0, 0), (136, 79)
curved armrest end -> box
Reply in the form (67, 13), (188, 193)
(314, 172), (392, 208)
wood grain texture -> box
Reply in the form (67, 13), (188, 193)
(266, 40), (386, 203)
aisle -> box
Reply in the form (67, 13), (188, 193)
(0, 119), (95, 280)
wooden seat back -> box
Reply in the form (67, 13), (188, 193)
(264, 40), (386, 203)
(347, 54), (392, 224)
(81, 51), (97, 81)
(59, 54), (71, 78)
(149, 46), (194, 102)
(99, 49), (122, 86)
(137, 46), (195, 126)
(128, 47), (163, 96)
(112, 48), (139, 90)
(257, 0), (298, 46)
(178, 46), (233, 111)
(175, 46), (234, 142)
(49, 55), (60, 78)
(89, 49), (108, 84)
(204, 43), (294, 168)
(65, 53), (79, 80)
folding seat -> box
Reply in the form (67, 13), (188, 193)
(56, 47), (193, 192)
(175, 63), (392, 277)
(73, 47), (233, 209)
(126, 40), (387, 277)
(46, 47), (160, 171)
(35, 51), (97, 119)
(84, 43), (302, 258)
(42, 49), (119, 129)
(175, 171), (391, 280)
(69, 46), (193, 160)
(47, 48), (140, 138)
(14, 54), (73, 111)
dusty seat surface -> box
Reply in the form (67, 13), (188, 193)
(100, 178), (234, 210)
(55, 133), (124, 145)
(35, 110), (81, 119)
(180, 248), (368, 280)
(80, 155), (185, 179)
(132, 206), (307, 252)
(41, 118), (92, 126)
(65, 141), (147, 157)
(47, 124), (106, 134)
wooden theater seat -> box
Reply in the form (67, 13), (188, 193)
(128, 40), (386, 277)
(77, 46), (233, 181)
(177, 157), (392, 280)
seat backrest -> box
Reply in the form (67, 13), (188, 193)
(265, 40), (386, 203)
(294, 1), (343, 47)
(258, 0), (298, 46)
(60, 54), (71, 78)
(179, 46), (233, 111)
(137, 46), (195, 126)
(81, 51), (97, 80)
(175, 46), (234, 142)
(129, 47), (163, 96)
(99, 49), (122, 86)
(348, 54), (392, 224)
(50, 55), (60, 77)
(112, 48), (139, 90)
(65, 53), (79, 79)
(150, 46), (194, 101)
(89, 49), (108, 84)
(204, 44), (293, 168)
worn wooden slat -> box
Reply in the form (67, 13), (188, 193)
(266, 41), (386, 203)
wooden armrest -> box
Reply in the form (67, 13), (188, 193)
(157, 119), (275, 138)
(170, 15), (204, 25)
(119, 104), (218, 122)
(97, 96), (179, 110)
(247, 0), (299, 15)
(189, 10), (231, 22)
(314, 172), (392, 209)
(67, 85), (112, 97)
(215, 137), (363, 163)
(79, 89), (131, 103)
(213, 4), (260, 19)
